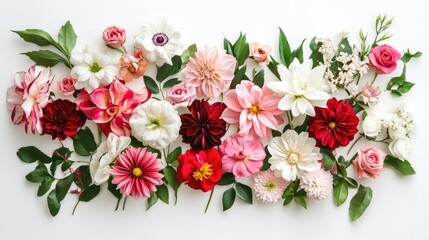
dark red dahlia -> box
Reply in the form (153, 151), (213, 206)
(308, 98), (359, 151)
(176, 148), (223, 192)
(41, 99), (86, 140)
(179, 100), (227, 150)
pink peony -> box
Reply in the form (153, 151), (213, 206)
(222, 80), (284, 139)
(183, 46), (236, 98)
(110, 147), (164, 198)
(102, 26), (126, 48)
(57, 76), (76, 96)
(7, 65), (54, 134)
(166, 82), (196, 108)
(368, 44), (401, 74)
(219, 134), (266, 177)
(119, 50), (148, 82)
(353, 146), (386, 178)
(360, 83), (381, 107)
(76, 81), (150, 136)
(250, 42), (271, 65)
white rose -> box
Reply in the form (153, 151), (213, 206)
(388, 124), (407, 140)
(389, 138), (412, 160)
(363, 115), (381, 137)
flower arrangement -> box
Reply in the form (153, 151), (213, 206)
(7, 15), (421, 221)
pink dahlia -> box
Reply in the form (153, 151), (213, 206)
(76, 81), (150, 136)
(110, 147), (164, 198)
(183, 46), (236, 98)
(222, 80), (284, 139)
(219, 134), (265, 177)
(6, 66), (54, 134)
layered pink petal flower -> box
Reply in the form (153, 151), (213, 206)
(76, 81), (150, 136)
(219, 134), (265, 177)
(6, 65), (54, 134)
(222, 80), (284, 139)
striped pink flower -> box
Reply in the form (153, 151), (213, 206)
(110, 147), (164, 198)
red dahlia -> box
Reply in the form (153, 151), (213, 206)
(308, 98), (359, 151)
(179, 100), (227, 150)
(40, 99), (86, 140)
(176, 148), (222, 192)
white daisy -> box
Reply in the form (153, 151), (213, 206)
(267, 59), (330, 117)
(134, 17), (182, 66)
(268, 130), (321, 181)
(130, 99), (181, 149)
(70, 46), (119, 92)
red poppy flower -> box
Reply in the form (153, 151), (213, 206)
(179, 100), (227, 150)
(176, 148), (222, 192)
(308, 98), (359, 151)
(40, 99), (86, 140)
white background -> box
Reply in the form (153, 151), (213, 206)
(0, 0), (428, 239)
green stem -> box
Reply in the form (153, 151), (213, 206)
(287, 111), (294, 129)
(97, 128), (102, 146)
(370, 73), (378, 85)
(72, 200), (80, 215)
(122, 196), (128, 210)
(204, 188), (215, 214)
(347, 135), (363, 155)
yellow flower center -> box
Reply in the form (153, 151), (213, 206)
(249, 105), (259, 114)
(328, 121), (336, 129)
(265, 180), (277, 192)
(192, 163), (213, 181)
(132, 167), (143, 177)
(287, 153), (299, 165)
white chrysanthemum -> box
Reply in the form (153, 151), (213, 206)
(130, 99), (181, 149)
(253, 170), (289, 204)
(300, 169), (333, 200)
(267, 59), (330, 117)
(134, 17), (182, 66)
(268, 130), (321, 181)
(71, 46), (119, 92)
(90, 133), (131, 185)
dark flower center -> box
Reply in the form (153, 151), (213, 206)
(152, 33), (169, 46)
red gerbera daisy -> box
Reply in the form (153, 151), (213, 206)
(176, 148), (222, 192)
(308, 98), (359, 151)
(179, 100), (227, 150)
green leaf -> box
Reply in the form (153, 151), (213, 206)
(349, 185), (372, 221)
(52, 147), (71, 162)
(79, 185), (101, 202)
(396, 81), (415, 95)
(267, 58), (280, 79)
(333, 179), (348, 206)
(282, 179), (299, 198)
(338, 37), (352, 54)
(26, 168), (51, 183)
(230, 65), (247, 89)
(387, 77), (405, 90)
(233, 33), (249, 67)
(278, 28), (292, 67)
(291, 39), (305, 63)
(61, 161), (73, 172)
(401, 49), (422, 63)
(130, 136), (144, 148)
(17, 146), (51, 164)
(309, 37), (324, 68)
(253, 69), (264, 88)
(320, 148), (335, 171)
(55, 174), (74, 202)
(146, 146), (162, 159)
(58, 20), (77, 58)
(222, 188), (236, 211)
(294, 196), (307, 209)
(271, 129), (281, 138)
(73, 165), (92, 189)
(217, 172), (236, 186)
(47, 189), (61, 216)
(223, 38), (234, 55)
(283, 195), (293, 206)
(12, 29), (58, 47)
(163, 166), (181, 203)
(22, 50), (69, 68)
(384, 155), (416, 175)
(107, 178), (122, 199)
(345, 177), (358, 188)
(143, 76), (160, 94)
(181, 44), (197, 64)
(166, 147), (181, 165)
(162, 78), (181, 89)
(156, 55), (182, 82)
(156, 184), (169, 204)
(235, 182), (253, 204)
(37, 178), (54, 197)
(261, 146), (271, 171)
(73, 127), (97, 156)
(147, 192), (158, 210)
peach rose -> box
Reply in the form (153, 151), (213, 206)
(102, 26), (126, 48)
(57, 76), (76, 96)
(119, 50), (148, 82)
(368, 44), (401, 74)
(250, 42), (271, 65)
(353, 146), (386, 178)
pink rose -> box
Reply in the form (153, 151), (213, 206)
(250, 42), (271, 65)
(57, 76), (76, 96)
(166, 82), (196, 108)
(368, 44), (401, 74)
(353, 146), (386, 178)
(102, 26), (126, 48)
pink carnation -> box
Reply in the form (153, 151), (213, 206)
(222, 80), (284, 139)
(219, 134), (265, 177)
(76, 81), (150, 136)
(6, 65), (54, 134)
(183, 46), (236, 98)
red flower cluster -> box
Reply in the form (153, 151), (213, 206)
(176, 148), (222, 192)
(179, 100), (227, 150)
(308, 98), (359, 151)
(40, 99), (86, 140)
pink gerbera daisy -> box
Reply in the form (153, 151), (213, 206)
(222, 80), (284, 139)
(110, 147), (164, 198)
